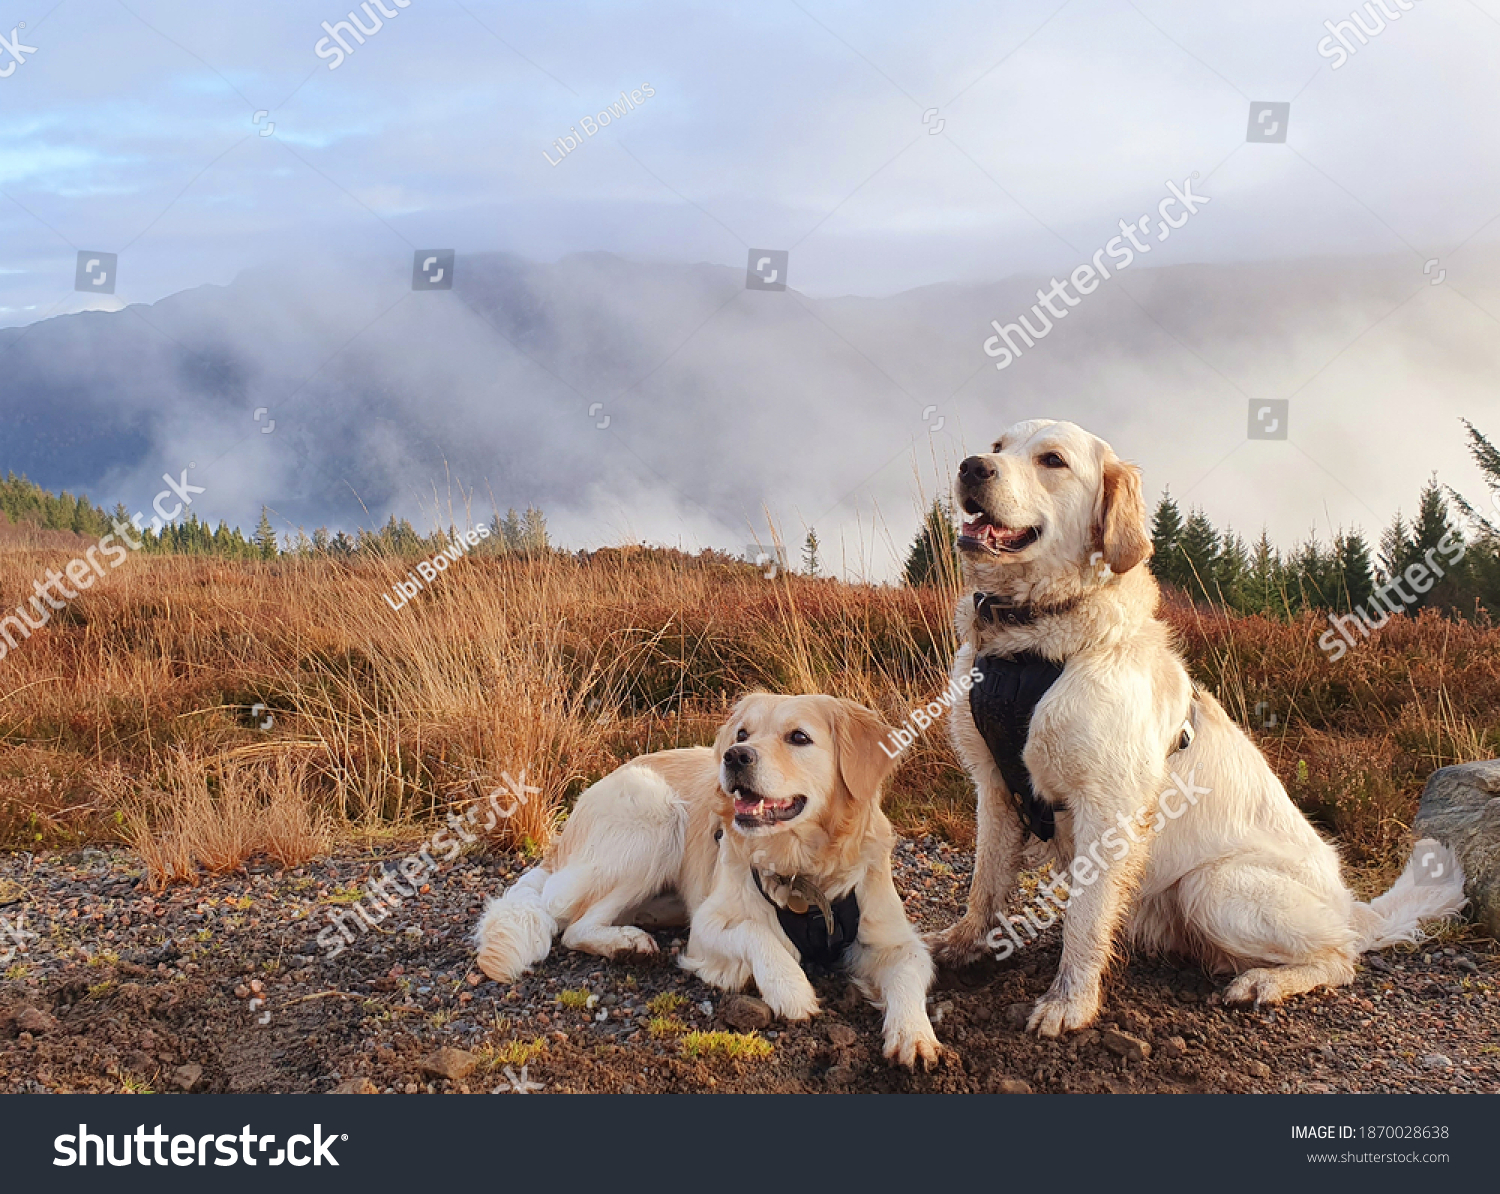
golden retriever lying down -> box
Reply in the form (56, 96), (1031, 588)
(929, 418), (1467, 1036)
(475, 693), (941, 1068)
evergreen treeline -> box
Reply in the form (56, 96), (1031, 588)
(0, 471), (550, 561)
(1, 473), (114, 538)
(1149, 437), (1499, 620)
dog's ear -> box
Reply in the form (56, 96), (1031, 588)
(831, 698), (898, 803)
(1094, 452), (1152, 575)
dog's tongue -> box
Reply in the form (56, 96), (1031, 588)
(963, 518), (1025, 548)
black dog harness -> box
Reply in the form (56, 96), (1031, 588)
(751, 869), (860, 974)
(969, 650), (1068, 841)
(968, 591), (1196, 843)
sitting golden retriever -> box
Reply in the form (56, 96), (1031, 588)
(928, 418), (1466, 1036)
(475, 693), (941, 1067)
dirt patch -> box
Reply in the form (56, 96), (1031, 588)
(2, 839), (1496, 1094)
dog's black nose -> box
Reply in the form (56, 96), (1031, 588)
(958, 455), (995, 483)
(723, 744), (757, 771)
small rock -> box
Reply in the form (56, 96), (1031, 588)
(331, 1077), (379, 1094)
(1421, 1053), (1454, 1070)
(1101, 1029), (1151, 1062)
(1455, 957), (1478, 974)
(172, 1063), (203, 1091)
(825, 1061), (857, 1086)
(1118, 1009), (1152, 1035)
(698, 1001), (713, 1017)
(1246, 1059), (1272, 1079)
(723, 994), (773, 1032)
(827, 1023), (858, 1049)
(1004, 1003), (1031, 1029)
(418, 1047), (478, 1081)
(16, 1007), (57, 1035)
(1160, 1036), (1188, 1059)
(932, 1000), (954, 1024)
(991, 1077), (1033, 1094)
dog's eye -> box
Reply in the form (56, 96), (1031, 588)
(786, 730), (812, 746)
(735, 728), (749, 743)
(991, 441), (1004, 452)
(1039, 452), (1068, 469)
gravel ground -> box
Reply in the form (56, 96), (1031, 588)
(1, 839), (1496, 1094)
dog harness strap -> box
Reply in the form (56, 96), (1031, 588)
(968, 651), (1066, 841)
(751, 870), (860, 974)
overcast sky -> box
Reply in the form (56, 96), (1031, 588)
(3, 0), (1499, 575)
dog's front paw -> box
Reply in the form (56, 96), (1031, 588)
(924, 918), (992, 969)
(1026, 982), (1101, 1038)
(1225, 967), (1289, 1007)
(679, 949), (750, 992)
(883, 1017), (942, 1070)
(758, 975), (820, 1021)
(608, 926), (659, 957)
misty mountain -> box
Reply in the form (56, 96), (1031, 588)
(2, 249), (1495, 567)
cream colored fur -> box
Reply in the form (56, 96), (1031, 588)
(929, 418), (1467, 1036)
(475, 694), (941, 1067)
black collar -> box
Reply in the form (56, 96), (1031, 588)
(973, 590), (1084, 626)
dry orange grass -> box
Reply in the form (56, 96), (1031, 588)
(0, 541), (1495, 888)
(1163, 592), (1500, 879)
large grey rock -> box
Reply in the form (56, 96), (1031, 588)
(1414, 761), (1500, 938)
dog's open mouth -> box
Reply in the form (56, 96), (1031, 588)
(957, 507), (1041, 555)
(732, 791), (807, 828)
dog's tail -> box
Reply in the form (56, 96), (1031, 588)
(475, 865), (558, 983)
(1352, 838), (1467, 953)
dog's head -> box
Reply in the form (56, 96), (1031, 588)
(713, 693), (896, 840)
(953, 419), (1151, 591)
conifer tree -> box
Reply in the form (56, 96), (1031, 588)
(1178, 508), (1221, 600)
(904, 500), (956, 587)
(521, 505), (549, 552)
(1149, 490), (1187, 587)
(801, 528), (821, 576)
(254, 508), (278, 559)
(1331, 529), (1375, 613)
